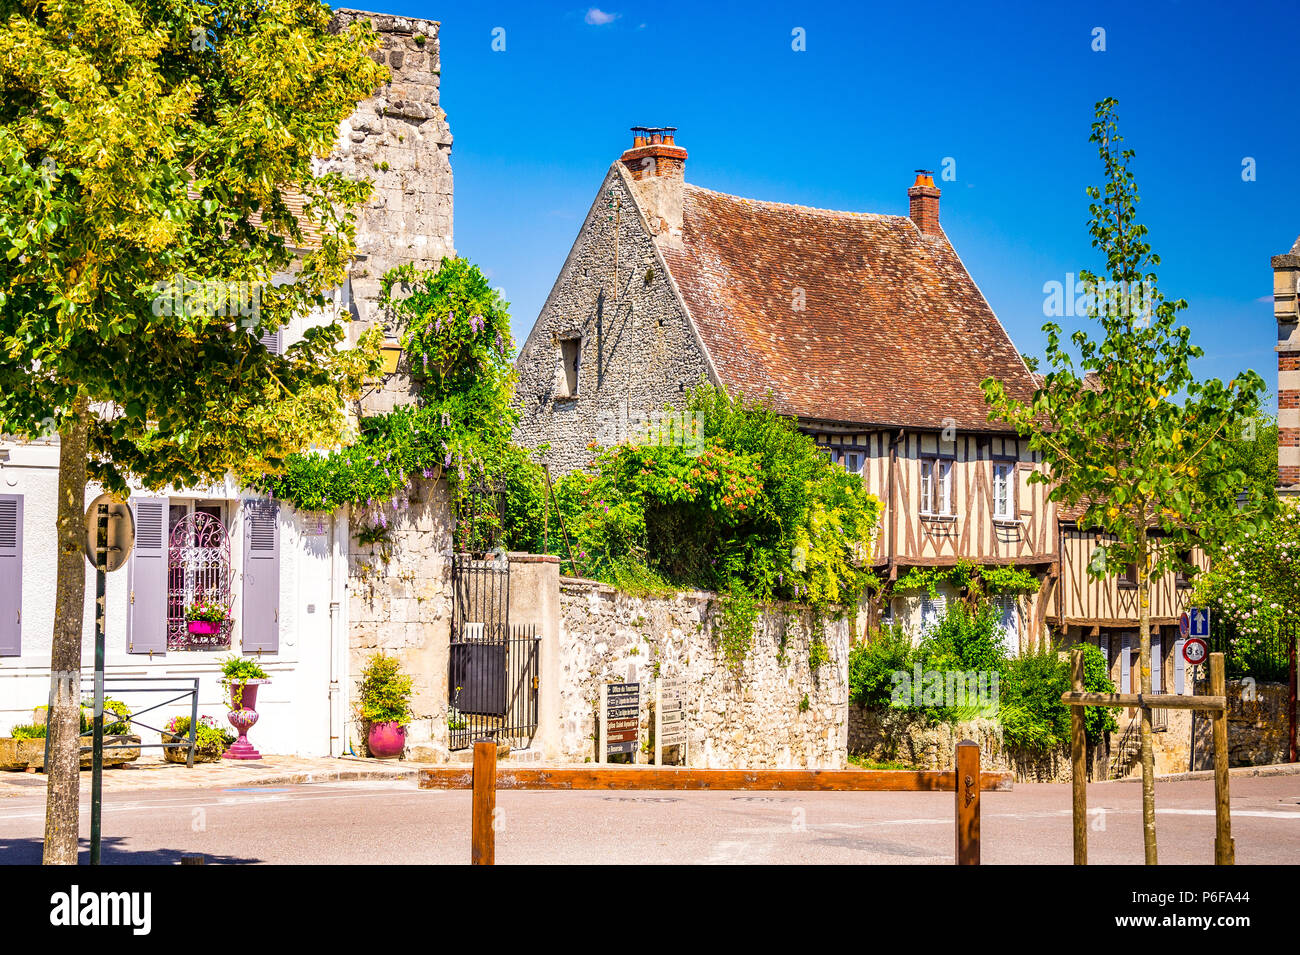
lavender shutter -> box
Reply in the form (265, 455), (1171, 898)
(260, 329), (281, 354)
(242, 502), (279, 653)
(1151, 630), (1163, 693)
(0, 495), (22, 656)
(127, 497), (169, 655)
(1120, 630), (1131, 692)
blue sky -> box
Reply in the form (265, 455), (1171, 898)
(366, 0), (1298, 411)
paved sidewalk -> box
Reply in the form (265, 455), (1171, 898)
(0, 754), (418, 797)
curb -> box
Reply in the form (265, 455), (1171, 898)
(1106, 761), (1300, 784)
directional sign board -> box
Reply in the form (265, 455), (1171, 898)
(1188, 607), (1210, 639)
(606, 682), (640, 755)
(1179, 612), (1190, 639)
(659, 678), (687, 747)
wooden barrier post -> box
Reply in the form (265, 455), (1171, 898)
(1070, 647), (1088, 865)
(472, 739), (497, 866)
(1209, 653), (1235, 865)
(955, 739), (980, 865)
(424, 747), (1012, 866)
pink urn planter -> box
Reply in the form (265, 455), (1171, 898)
(188, 620), (220, 636)
(367, 721), (406, 760)
(223, 679), (269, 760)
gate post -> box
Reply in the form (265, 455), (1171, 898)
(472, 739), (497, 865)
(955, 739), (980, 865)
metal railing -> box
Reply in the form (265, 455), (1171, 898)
(42, 676), (200, 769)
(1208, 616), (1294, 683)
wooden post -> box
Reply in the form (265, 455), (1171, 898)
(1209, 653), (1234, 865)
(1070, 647), (1088, 865)
(471, 739), (497, 866)
(954, 740), (980, 865)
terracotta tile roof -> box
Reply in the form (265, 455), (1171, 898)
(658, 185), (1037, 432)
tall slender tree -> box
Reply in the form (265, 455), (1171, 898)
(0, 0), (386, 863)
(983, 98), (1266, 864)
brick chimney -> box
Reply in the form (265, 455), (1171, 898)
(1274, 235), (1300, 492)
(908, 169), (942, 236)
(620, 127), (687, 247)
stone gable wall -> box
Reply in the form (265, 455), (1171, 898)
(512, 167), (712, 475)
(557, 578), (849, 768)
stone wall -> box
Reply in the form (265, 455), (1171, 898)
(512, 164), (712, 475)
(848, 706), (1077, 782)
(1190, 679), (1294, 769)
(329, 9), (455, 416)
(557, 578), (848, 768)
(347, 477), (452, 760)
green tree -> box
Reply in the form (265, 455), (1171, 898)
(982, 99), (1266, 864)
(0, 0), (387, 863)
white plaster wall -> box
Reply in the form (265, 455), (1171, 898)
(0, 441), (343, 756)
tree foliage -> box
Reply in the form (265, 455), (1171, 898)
(0, 0), (388, 491)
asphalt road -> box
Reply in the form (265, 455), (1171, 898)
(1, 776), (1297, 864)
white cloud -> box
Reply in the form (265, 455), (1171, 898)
(584, 7), (619, 25)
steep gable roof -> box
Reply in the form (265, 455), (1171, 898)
(657, 184), (1037, 432)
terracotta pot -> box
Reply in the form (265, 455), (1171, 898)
(367, 721), (406, 759)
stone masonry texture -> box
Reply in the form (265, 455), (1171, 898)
(512, 165), (711, 475)
(557, 578), (849, 768)
(329, 9), (455, 416)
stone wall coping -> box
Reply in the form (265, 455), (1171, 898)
(334, 8), (441, 33)
(555, 574), (848, 616)
(508, 552), (561, 564)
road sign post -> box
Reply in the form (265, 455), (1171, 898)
(83, 494), (134, 866)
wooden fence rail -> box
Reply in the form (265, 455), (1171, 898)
(419, 738), (1011, 865)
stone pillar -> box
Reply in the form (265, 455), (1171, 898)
(507, 553), (561, 759)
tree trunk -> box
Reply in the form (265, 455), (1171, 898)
(43, 394), (89, 865)
(1136, 520), (1157, 865)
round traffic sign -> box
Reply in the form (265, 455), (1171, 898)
(83, 494), (134, 573)
(1179, 612), (1190, 639)
(1182, 636), (1208, 667)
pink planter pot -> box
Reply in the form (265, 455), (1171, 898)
(188, 620), (220, 635)
(367, 721), (406, 760)
(223, 679), (269, 760)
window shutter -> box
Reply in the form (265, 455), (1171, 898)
(260, 329), (282, 355)
(1120, 630), (1131, 693)
(1174, 636), (1186, 694)
(242, 501), (280, 653)
(127, 497), (169, 655)
(0, 495), (22, 656)
(1151, 630), (1162, 693)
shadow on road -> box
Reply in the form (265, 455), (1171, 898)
(0, 836), (262, 865)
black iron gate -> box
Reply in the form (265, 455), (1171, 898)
(449, 620), (539, 752)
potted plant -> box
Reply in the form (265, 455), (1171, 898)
(218, 655), (270, 760)
(185, 598), (229, 636)
(162, 715), (236, 764)
(358, 652), (414, 759)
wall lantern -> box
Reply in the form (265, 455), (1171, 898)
(379, 342), (403, 375)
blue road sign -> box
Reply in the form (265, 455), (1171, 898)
(1189, 607), (1210, 638)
